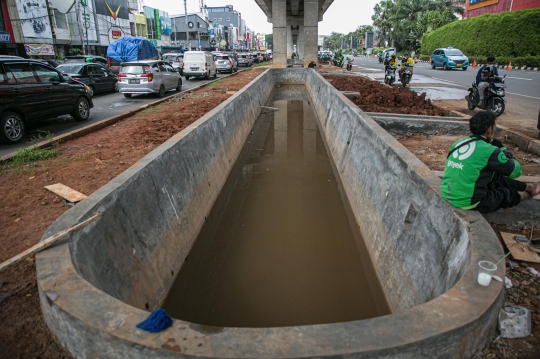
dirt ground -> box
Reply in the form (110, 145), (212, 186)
(0, 67), (266, 359)
(324, 75), (446, 115)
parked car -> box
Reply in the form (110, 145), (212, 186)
(182, 51), (217, 80)
(0, 58), (93, 143)
(57, 63), (118, 96)
(431, 47), (469, 71)
(215, 54), (238, 73)
(237, 53), (253, 67)
(162, 53), (184, 75)
(249, 52), (259, 64)
(65, 55), (108, 67)
(117, 60), (182, 98)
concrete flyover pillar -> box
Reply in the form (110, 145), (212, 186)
(304, 0), (318, 65)
(287, 25), (293, 58)
(272, 0), (287, 67)
(297, 25), (305, 60)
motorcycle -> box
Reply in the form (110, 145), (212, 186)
(384, 65), (397, 86)
(378, 55), (383, 64)
(346, 58), (354, 71)
(465, 75), (507, 117)
(400, 64), (413, 87)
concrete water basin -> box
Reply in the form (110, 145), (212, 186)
(37, 69), (504, 358)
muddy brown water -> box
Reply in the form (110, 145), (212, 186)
(163, 86), (391, 327)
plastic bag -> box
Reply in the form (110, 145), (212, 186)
(499, 306), (531, 338)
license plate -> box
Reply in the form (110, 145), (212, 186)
(128, 79), (140, 84)
(190, 67), (199, 71)
(219, 61), (225, 64)
(457, 64), (462, 67)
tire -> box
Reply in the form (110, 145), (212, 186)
(214, 70), (217, 78)
(205, 71), (210, 80)
(488, 98), (505, 117)
(431, 61), (435, 69)
(124, 93), (132, 98)
(158, 84), (165, 98)
(467, 101), (476, 110)
(443, 63), (448, 71)
(176, 79), (182, 92)
(71, 97), (90, 122)
(462, 67), (468, 71)
(384, 77), (388, 85)
(185, 75), (190, 80)
(113, 82), (119, 92)
(0, 111), (24, 144)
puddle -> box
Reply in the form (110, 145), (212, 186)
(163, 86), (390, 328)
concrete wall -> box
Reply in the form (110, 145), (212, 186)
(37, 69), (505, 359)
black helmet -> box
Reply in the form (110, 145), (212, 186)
(403, 52), (408, 56)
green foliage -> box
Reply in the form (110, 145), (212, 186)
(2, 133), (60, 174)
(323, 26), (374, 51)
(421, 9), (540, 60)
(265, 34), (273, 50)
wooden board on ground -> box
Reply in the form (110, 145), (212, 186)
(45, 183), (87, 203)
(500, 231), (540, 263)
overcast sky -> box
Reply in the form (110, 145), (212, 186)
(143, 0), (380, 35)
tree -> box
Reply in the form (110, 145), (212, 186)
(323, 32), (345, 51)
(265, 34), (273, 50)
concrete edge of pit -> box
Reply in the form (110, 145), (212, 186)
(36, 68), (504, 359)
(0, 69), (248, 163)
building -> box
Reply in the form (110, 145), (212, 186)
(143, 5), (171, 48)
(463, 0), (540, 18)
(170, 13), (211, 50)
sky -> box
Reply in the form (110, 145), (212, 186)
(143, 0), (380, 35)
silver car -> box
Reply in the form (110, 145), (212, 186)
(162, 53), (184, 75)
(215, 54), (238, 74)
(237, 53), (252, 67)
(117, 60), (182, 98)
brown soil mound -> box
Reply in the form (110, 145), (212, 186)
(325, 75), (445, 116)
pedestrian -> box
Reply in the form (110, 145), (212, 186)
(307, 61), (316, 69)
(441, 111), (540, 213)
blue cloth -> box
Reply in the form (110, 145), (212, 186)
(107, 37), (159, 62)
(136, 309), (173, 332)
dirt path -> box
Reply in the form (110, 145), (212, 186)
(0, 67), (266, 359)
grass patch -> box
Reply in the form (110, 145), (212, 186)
(207, 79), (223, 87)
(1, 133), (60, 174)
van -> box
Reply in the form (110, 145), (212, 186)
(182, 51), (217, 80)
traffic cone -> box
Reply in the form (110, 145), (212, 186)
(428, 57), (431, 64)
(507, 61), (512, 71)
(472, 59), (476, 68)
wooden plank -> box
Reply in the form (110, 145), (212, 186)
(500, 231), (540, 263)
(45, 183), (87, 203)
(0, 213), (103, 273)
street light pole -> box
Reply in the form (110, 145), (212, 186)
(184, 0), (189, 50)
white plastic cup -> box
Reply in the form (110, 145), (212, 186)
(478, 261), (497, 286)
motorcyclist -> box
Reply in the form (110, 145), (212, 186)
(385, 54), (398, 71)
(475, 56), (499, 108)
(398, 52), (414, 80)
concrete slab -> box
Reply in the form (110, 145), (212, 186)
(408, 86), (470, 101)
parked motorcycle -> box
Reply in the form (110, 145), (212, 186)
(346, 58), (354, 71)
(400, 64), (413, 87)
(465, 75), (507, 117)
(384, 65), (397, 86)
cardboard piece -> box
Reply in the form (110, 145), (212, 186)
(45, 183), (87, 203)
(500, 231), (540, 263)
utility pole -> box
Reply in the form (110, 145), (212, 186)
(75, 0), (86, 55)
(184, 0), (189, 50)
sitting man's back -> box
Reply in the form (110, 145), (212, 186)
(441, 111), (540, 213)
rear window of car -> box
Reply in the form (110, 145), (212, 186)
(57, 64), (84, 74)
(120, 65), (150, 74)
(217, 55), (230, 60)
(240, 55), (248, 58)
(164, 55), (182, 61)
(4, 63), (37, 83)
(184, 53), (205, 62)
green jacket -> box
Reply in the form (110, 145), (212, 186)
(441, 136), (522, 209)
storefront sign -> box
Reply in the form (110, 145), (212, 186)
(160, 16), (171, 35)
(96, 0), (129, 20)
(154, 9), (161, 40)
(111, 29), (122, 39)
(24, 44), (55, 56)
(15, 0), (52, 39)
(0, 31), (11, 43)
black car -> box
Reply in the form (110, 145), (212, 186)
(0, 58), (93, 144)
(65, 55), (108, 67)
(57, 63), (118, 96)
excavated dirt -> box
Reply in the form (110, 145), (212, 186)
(0, 68), (266, 359)
(325, 75), (446, 115)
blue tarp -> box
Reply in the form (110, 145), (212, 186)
(106, 37), (159, 62)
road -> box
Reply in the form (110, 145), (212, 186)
(0, 72), (236, 158)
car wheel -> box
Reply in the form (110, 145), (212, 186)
(462, 67), (468, 71)
(176, 79), (182, 92)
(113, 82), (119, 92)
(0, 111), (24, 144)
(443, 63), (448, 71)
(205, 71), (210, 80)
(214, 70), (217, 78)
(72, 97), (90, 122)
(185, 75), (190, 80)
(124, 93), (132, 98)
(431, 61), (435, 69)
(158, 84), (165, 98)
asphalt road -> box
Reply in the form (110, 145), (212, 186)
(0, 71), (236, 158)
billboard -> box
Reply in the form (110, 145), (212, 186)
(257, 34), (265, 51)
(24, 43), (55, 56)
(160, 16), (172, 35)
(15, 0), (52, 39)
(95, 0), (129, 20)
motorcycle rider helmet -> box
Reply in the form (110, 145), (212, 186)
(403, 52), (408, 56)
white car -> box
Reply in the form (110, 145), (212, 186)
(183, 51), (217, 80)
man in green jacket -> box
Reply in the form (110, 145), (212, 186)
(441, 111), (540, 213)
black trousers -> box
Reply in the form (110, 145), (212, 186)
(474, 175), (527, 213)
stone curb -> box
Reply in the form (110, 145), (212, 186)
(417, 60), (539, 71)
(0, 70), (247, 163)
